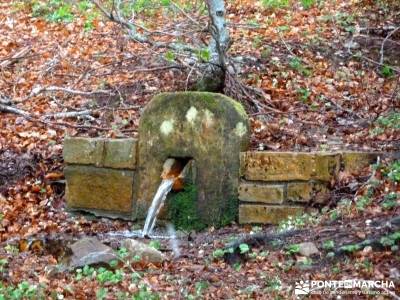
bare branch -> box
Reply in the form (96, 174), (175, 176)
(91, 0), (198, 53)
(29, 86), (115, 98)
(0, 46), (31, 68)
(380, 26), (400, 64)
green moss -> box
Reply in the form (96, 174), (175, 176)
(166, 184), (207, 231)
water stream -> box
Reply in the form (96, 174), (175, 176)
(141, 178), (175, 237)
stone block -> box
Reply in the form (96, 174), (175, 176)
(103, 138), (137, 169)
(313, 153), (341, 181)
(239, 204), (304, 224)
(341, 151), (380, 174)
(287, 181), (329, 203)
(65, 165), (134, 216)
(238, 182), (284, 204)
(240, 152), (340, 182)
(63, 137), (104, 166)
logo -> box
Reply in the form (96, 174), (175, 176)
(293, 280), (395, 296)
(295, 281), (310, 295)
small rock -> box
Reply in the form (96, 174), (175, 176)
(298, 242), (319, 257)
(389, 268), (400, 280)
(122, 239), (166, 263)
(362, 246), (372, 255)
(68, 237), (116, 268)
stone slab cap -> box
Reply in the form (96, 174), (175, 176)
(239, 182), (284, 204)
(63, 137), (104, 166)
(65, 165), (134, 216)
(103, 138), (137, 169)
(136, 92), (250, 226)
(64, 137), (137, 169)
(240, 152), (341, 182)
(239, 204), (304, 224)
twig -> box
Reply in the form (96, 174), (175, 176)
(380, 26), (400, 65)
(91, 0), (198, 53)
(171, 1), (201, 27)
(0, 46), (31, 68)
(0, 103), (32, 118)
(30, 85), (115, 97)
(44, 110), (93, 119)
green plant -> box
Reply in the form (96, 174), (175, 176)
(47, 3), (74, 23)
(132, 284), (160, 300)
(165, 50), (175, 62)
(322, 240), (335, 250)
(149, 240), (161, 250)
(297, 88), (311, 103)
(300, 0), (315, 9)
(0, 258), (7, 276)
(340, 244), (360, 253)
(265, 276), (282, 291)
(96, 287), (108, 300)
(233, 262), (242, 271)
(96, 268), (124, 285)
(285, 244), (300, 255)
(262, 0), (289, 9)
(355, 196), (371, 211)
(380, 232), (400, 248)
(278, 212), (320, 231)
(381, 192), (398, 210)
(212, 247), (233, 260)
(194, 281), (208, 296)
(376, 112), (400, 130)
(386, 160), (400, 182)
(4, 244), (19, 255)
(289, 57), (312, 76)
(196, 48), (211, 62)
(381, 65), (394, 78)
(75, 265), (96, 280)
(239, 243), (250, 254)
(0, 281), (42, 300)
(329, 209), (340, 221)
(117, 247), (129, 259)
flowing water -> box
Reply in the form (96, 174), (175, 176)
(141, 178), (175, 237)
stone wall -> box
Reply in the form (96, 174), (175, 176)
(238, 151), (380, 224)
(64, 137), (138, 219)
(63, 136), (381, 224)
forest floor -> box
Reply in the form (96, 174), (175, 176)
(0, 0), (399, 299)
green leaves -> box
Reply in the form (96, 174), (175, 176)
(381, 65), (394, 78)
(196, 48), (211, 62)
(164, 50), (176, 62)
(239, 243), (250, 254)
(285, 244), (300, 255)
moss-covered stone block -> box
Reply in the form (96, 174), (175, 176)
(239, 204), (304, 224)
(65, 165), (134, 218)
(240, 152), (340, 182)
(341, 151), (380, 174)
(103, 138), (137, 169)
(287, 181), (329, 203)
(238, 182), (284, 204)
(63, 137), (104, 166)
(136, 92), (250, 226)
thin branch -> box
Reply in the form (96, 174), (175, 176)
(29, 86), (115, 98)
(171, 1), (201, 27)
(0, 46), (31, 68)
(380, 26), (400, 64)
(91, 0), (198, 53)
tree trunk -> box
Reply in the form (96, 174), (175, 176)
(196, 0), (230, 92)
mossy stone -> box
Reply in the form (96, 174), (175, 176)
(136, 92), (250, 227)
